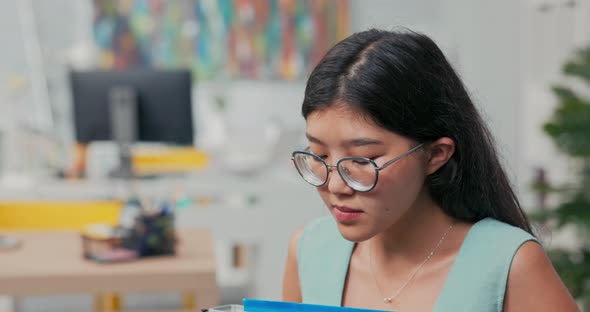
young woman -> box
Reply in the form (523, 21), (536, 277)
(282, 29), (578, 312)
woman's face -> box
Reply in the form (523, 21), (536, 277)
(305, 104), (429, 242)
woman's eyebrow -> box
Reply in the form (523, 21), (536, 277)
(306, 133), (384, 147)
(344, 138), (384, 147)
(305, 133), (326, 146)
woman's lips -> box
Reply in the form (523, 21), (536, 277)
(332, 205), (364, 223)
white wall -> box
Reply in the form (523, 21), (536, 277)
(0, 0), (31, 124)
(440, 0), (523, 188)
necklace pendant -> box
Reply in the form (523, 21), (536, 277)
(383, 297), (393, 303)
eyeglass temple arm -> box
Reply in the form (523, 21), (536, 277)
(377, 143), (425, 171)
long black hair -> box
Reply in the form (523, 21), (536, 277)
(302, 28), (533, 234)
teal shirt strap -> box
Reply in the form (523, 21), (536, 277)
(298, 216), (355, 306)
(433, 218), (539, 312)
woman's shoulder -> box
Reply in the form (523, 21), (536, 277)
(503, 240), (579, 311)
(468, 217), (537, 246)
(434, 218), (540, 310)
(475, 217), (533, 232)
(453, 217), (538, 272)
(487, 219), (578, 310)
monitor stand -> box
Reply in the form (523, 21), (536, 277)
(109, 86), (138, 180)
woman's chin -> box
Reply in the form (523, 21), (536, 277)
(335, 223), (373, 242)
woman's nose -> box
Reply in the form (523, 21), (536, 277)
(326, 166), (354, 195)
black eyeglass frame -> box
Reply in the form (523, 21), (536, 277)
(291, 143), (425, 192)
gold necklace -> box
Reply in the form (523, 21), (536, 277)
(368, 223), (454, 304)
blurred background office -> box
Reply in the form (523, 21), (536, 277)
(0, 0), (589, 311)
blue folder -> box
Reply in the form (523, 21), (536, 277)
(243, 299), (388, 312)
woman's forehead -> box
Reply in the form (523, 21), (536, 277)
(306, 105), (396, 144)
(307, 105), (380, 130)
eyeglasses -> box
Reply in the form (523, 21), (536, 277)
(291, 143), (424, 192)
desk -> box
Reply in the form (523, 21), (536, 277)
(0, 170), (324, 301)
(0, 229), (218, 311)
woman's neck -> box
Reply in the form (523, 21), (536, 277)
(369, 190), (456, 263)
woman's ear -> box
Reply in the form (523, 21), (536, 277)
(426, 137), (455, 175)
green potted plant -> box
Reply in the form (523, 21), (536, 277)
(533, 46), (590, 308)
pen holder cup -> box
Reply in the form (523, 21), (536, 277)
(125, 213), (176, 257)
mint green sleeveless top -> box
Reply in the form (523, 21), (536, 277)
(298, 216), (537, 312)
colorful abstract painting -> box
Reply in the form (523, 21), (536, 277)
(92, 0), (349, 80)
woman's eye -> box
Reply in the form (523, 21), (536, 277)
(310, 151), (327, 159)
(352, 159), (372, 165)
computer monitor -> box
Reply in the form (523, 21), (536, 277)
(70, 69), (194, 178)
(70, 69), (193, 145)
